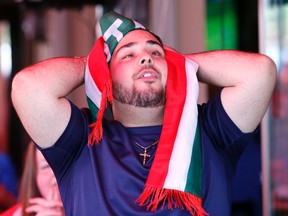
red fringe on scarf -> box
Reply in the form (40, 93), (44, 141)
(136, 187), (209, 216)
(88, 79), (113, 146)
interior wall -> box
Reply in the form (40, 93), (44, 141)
(149, 0), (178, 48)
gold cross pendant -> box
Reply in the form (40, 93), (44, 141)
(140, 149), (151, 166)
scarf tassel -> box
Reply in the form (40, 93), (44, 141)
(136, 187), (208, 216)
(88, 80), (113, 146)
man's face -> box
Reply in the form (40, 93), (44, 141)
(109, 30), (168, 108)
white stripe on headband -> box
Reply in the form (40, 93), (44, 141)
(103, 19), (146, 62)
(103, 19), (123, 62)
(104, 43), (111, 62)
(134, 21), (146, 29)
(103, 18), (123, 42)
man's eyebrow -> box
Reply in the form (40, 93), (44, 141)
(116, 40), (163, 54)
(117, 42), (136, 51)
(146, 40), (163, 48)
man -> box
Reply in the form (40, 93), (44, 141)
(11, 11), (276, 215)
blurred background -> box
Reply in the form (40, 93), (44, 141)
(0, 0), (287, 215)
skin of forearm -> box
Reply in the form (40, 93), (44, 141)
(14, 57), (86, 98)
(185, 50), (276, 88)
(185, 50), (277, 132)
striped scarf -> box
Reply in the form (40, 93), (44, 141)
(84, 36), (207, 215)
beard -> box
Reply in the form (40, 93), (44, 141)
(112, 82), (166, 108)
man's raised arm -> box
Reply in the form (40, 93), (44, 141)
(186, 50), (277, 132)
(11, 57), (86, 148)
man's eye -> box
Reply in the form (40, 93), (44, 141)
(123, 54), (133, 59)
(151, 51), (161, 56)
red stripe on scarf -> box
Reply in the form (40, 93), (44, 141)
(87, 37), (113, 145)
(136, 188), (208, 215)
(144, 49), (187, 187)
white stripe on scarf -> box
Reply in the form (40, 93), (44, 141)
(85, 56), (102, 108)
(163, 58), (199, 191)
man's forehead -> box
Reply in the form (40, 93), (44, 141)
(115, 30), (163, 50)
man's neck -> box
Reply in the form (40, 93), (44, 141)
(112, 101), (164, 127)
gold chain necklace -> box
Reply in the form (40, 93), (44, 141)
(132, 139), (159, 166)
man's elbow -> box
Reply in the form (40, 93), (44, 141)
(11, 69), (34, 108)
(259, 55), (277, 89)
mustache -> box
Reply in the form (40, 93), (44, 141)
(143, 64), (153, 69)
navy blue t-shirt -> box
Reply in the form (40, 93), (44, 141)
(40, 91), (258, 216)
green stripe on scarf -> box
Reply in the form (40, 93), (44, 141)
(185, 122), (202, 197)
(86, 96), (98, 123)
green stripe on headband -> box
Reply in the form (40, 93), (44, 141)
(100, 11), (146, 62)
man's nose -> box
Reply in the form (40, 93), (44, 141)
(139, 55), (153, 66)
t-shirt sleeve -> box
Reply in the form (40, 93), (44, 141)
(199, 90), (260, 165)
(39, 101), (90, 181)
